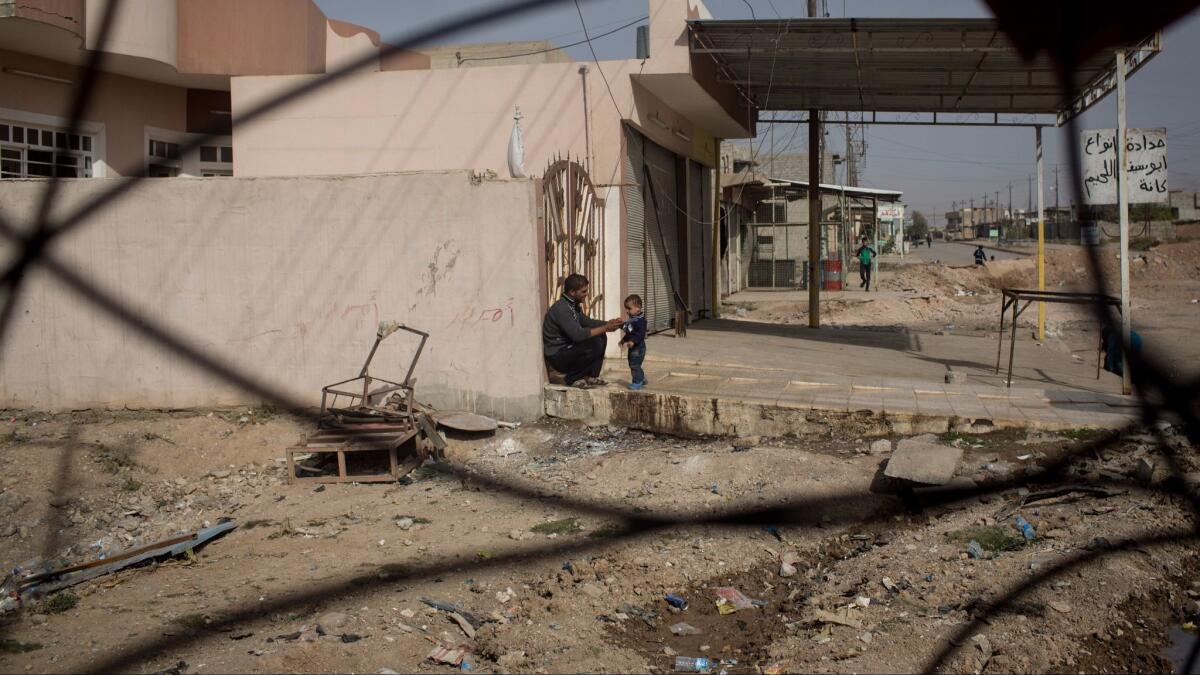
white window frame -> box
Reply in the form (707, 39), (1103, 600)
(198, 143), (232, 176)
(144, 126), (233, 178)
(0, 107), (106, 178)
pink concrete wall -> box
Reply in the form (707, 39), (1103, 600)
(177, 0), (326, 76)
(0, 48), (186, 176)
(0, 173), (546, 419)
(379, 43), (432, 72)
(325, 20), (379, 73)
(85, 0), (178, 69)
(231, 59), (715, 184)
(3, 0), (84, 39)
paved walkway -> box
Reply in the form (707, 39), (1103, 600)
(600, 320), (1139, 430)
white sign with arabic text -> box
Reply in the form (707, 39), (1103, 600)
(877, 204), (904, 222)
(1081, 128), (1167, 205)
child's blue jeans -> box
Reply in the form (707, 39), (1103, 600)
(628, 343), (646, 384)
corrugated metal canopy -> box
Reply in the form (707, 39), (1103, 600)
(688, 18), (1159, 119)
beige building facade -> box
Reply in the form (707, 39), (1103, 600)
(0, 0), (756, 413)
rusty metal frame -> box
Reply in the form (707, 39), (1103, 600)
(995, 288), (1121, 388)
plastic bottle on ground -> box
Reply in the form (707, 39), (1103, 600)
(674, 656), (711, 673)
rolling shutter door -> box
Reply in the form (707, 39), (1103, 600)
(623, 126), (647, 330)
(642, 136), (679, 333)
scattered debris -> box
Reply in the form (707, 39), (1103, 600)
(530, 518), (581, 536)
(427, 645), (469, 666)
(673, 656), (712, 673)
(972, 633), (993, 670)
(967, 540), (986, 559)
(714, 587), (754, 614)
(995, 485), (1120, 520)
(447, 612), (476, 639)
(731, 436), (762, 451)
(665, 594), (688, 610)
(1015, 515), (1036, 541)
(421, 598), (483, 631)
(884, 437), (963, 485)
(1, 521), (236, 613)
(436, 412), (499, 433)
(812, 608), (863, 629)
(286, 321), (447, 484)
(945, 370), (968, 385)
(493, 438), (524, 457)
(670, 622), (702, 636)
(779, 551), (800, 578)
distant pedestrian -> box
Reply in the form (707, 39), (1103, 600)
(926, 232), (933, 247)
(974, 245), (987, 266)
(619, 294), (648, 390)
(856, 237), (877, 291)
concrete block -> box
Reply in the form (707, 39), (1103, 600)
(884, 439), (964, 485)
(945, 370), (968, 385)
(543, 385), (594, 420)
(912, 475), (978, 497)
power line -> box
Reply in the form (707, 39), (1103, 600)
(867, 131), (1031, 168)
(572, 0), (623, 119)
(457, 15), (648, 64)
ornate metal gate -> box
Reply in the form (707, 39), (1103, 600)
(542, 157), (605, 314)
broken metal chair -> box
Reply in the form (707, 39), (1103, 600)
(286, 321), (446, 484)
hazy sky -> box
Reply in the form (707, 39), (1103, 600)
(314, 0), (1200, 221)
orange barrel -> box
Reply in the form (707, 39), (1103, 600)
(821, 259), (843, 290)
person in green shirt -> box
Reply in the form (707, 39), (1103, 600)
(855, 237), (878, 292)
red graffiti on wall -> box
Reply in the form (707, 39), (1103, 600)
(449, 298), (516, 327)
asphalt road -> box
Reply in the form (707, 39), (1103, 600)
(901, 241), (1026, 265)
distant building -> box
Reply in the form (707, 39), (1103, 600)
(0, 0), (429, 179)
(1170, 190), (1199, 221)
(420, 41), (572, 69)
(718, 146), (837, 183)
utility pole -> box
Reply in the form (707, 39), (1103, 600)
(1116, 50), (1132, 395)
(1054, 164), (1060, 239)
(807, 0), (821, 329)
(1007, 182), (1013, 237)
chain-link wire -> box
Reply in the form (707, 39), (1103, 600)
(0, 1), (1198, 672)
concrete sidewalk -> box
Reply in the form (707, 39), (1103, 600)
(571, 319), (1140, 433)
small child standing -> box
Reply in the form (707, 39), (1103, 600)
(620, 294), (648, 390)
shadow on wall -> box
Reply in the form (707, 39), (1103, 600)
(0, 172), (546, 419)
(691, 318), (919, 352)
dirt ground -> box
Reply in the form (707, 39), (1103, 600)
(2, 410), (1198, 673)
(729, 240), (1200, 385)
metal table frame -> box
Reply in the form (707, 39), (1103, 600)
(995, 289), (1121, 387)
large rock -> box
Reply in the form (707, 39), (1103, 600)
(884, 438), (963, 485)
